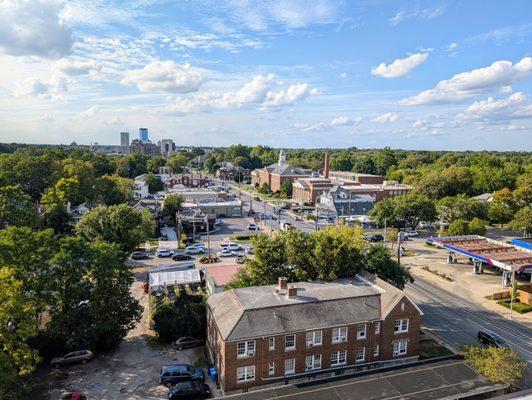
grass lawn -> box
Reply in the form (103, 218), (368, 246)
(496, 298), (532, 314)
(419, 339), (454, 360)
(229, 233), (258, 244)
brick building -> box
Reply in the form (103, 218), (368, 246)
(328, 171), (384, 185)
(206, 272), (422, 394)
(165, 173), (207, 188)
(250, 149), (310, 193)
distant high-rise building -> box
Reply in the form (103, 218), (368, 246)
(130, 139), (160, 157)
(120, 131), (129, 146)
(157, 139), (176, 158)
(139, 128), (149, 142)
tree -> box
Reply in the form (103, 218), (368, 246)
(369, 198), (399, 227)
(115, 154), (149, 178)
(43, 203), (72, 234)
(488, 189), (516, 228)
(95, 175), (133, 205)
(374, 147), (397, 175)
(0, 185), (40, 227)
(279, 181), (293, 198)
(75, 204), (154, 252)
(437, 195), (486, 222)
(163, 194), (184, 225)
(144, 173), (164, 193)
(446, 219), (470, 236)
(330, 155), (352, 171)
(394, 194), (436, 230)
(147, 156), (166, 173)
(509, 206), (532, 237)
(351, 156), (377, 175)
(468, 218), (487, 235)
(462, 345), (526, 387)
(152, 287), (206, 344)
(365, 245), (412, 289)
(167, 153), (190, 173)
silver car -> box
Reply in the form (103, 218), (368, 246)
(51, 350), (94, 368)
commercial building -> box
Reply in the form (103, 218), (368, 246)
(166, 188), (227, 203)
(182, 198), (242, 217)
(120, 131), (130, 154)
(158, 139), (176, 158)
(166, 173), (207, 188)
(207, 272), (422, 394)
(251, 149), (310, 193)
(130, 139), (161, 157)
(328, 171), (384, 185)
(139, 128), (149, 142)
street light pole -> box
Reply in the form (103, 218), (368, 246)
(510, 268), (516, 319)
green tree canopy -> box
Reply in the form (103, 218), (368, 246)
(144, 173), (164, 193)
(167, 153), (190, 173)
(163, 194), (184, 224)
(0, 185), (40, 228)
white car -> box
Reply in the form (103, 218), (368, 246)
(400, 230), (419, 238)
(187, 243), (205, 249)
(220, 243), (241, 251)
(217, 249), (237, 257)
(247, 223), (259, 231)
(156, 248), (174, 258)
(244, 246), (253, 255)
(185, 246), (206, 255)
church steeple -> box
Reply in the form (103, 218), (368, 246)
(278, 149), (286, 165)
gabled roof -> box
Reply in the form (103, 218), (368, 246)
(208, 272), (416, 341)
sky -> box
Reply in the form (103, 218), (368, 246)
(0, 0), (531, 151)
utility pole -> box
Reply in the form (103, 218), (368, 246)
(383, 218), (387, 245)
(510, 268), (516, 319)
(397, 228), (401, 266)
(315, 208), (318, 231)
(206, 212), (212, 259)
(348, 192), (352, 226)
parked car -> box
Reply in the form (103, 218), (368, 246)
(131, 251), (149, 260)
(214, 219), (221, 226)
(185, 246), (206, 255)
(160, 364), (205, 387)
(236, 255), (245, 264)
(244, 246), (253, 255)
(294, 216), (302, 221)
(188, 243), (206, 249)
(401, 230), (419, 238)
(156, 248), (174, 258)
(264, 214), (277, 220)
(247, 209), (256, 216)
(61, 392), (87, 400)
(365, 234), (384, 243)
(51, 350), (94, 368)
(160, 234), (169, 241)
(247, 223), (259, 231)
(217, 249), (237, 257)
(168, 381), (211, 399)
(172, 253), (193, 261)
(219, 243), (241, 251)
(172, 336), (205, 351)
(477, 330), (508, 348)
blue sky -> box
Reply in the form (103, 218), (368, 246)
(0, 0), (531, 150)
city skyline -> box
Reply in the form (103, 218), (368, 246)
(0, 1), (531, 150)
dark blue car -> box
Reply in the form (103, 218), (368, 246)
(160, 364), (205, 387)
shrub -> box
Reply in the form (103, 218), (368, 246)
(468, 218), (487, 235)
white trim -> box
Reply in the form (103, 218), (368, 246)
(382, 295), (424, 318)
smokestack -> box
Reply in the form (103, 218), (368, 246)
(286, 285), (298, 299)
(324, 153), (330, 179)
(278, 277), (288, 291)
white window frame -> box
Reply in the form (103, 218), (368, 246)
(393, 340), (408, 356)
(355, 347), (365, 363)
(285, 334), (296, 351)
(306, 330), (323, 347)
(305, 354), (322, 371)
(394, 318), (409, 334)
(268, 337), (275, 351)
(372, 344), (380, 357)
(268, 361), (275, 376)
(401, 303), (405, 312)
(331, 326), (348, 343)
(237, 340), (255, 358)
(284, 358), (295, 375)
(375, 321), (381, 335)
(236, 365), (255, 383)
(357, 324), (366, 340)
(330, 350), (347, 366)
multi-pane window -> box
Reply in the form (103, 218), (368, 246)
(268, 362), (275, 375)
(269, 337), (275, 351)
(331, 327), (348, 343)
(284, 358), (295, 375)
(305, 354), (322, 371)
(285, 334), (296, 351)
(357, 324), (366, 340)
(236, 365), (255, 382)
(394, 318), (409, 333)
(372, 344), (380, 357)
(330, 350), (347, 366)
(237, 340), (255, 358)
(393, 340), (408, 356)
(306, 330), (322, 347)
(355, 347), (365, 363)
(375, 322), (381, 335)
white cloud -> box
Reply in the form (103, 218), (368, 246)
(78, 105), (100, 119)
(0, 0), (73, 59)
(330, 116), (362, 126)
(372, 112), (398, 123)
(13, 75), (67, 98)
(293, 115), (362, 132)
(121, 61), (204, 93)
(53, 59), (102, 76)
(168, 74), (317, 113)
(457, 92), (532, 122)
(400, 57), (532, 105)
(339, 72), (348, 79)
(371, 53), (428, 78)
(411, 119), (444, 133)
(389, 5), (446, 26)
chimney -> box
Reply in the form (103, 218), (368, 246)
(323, 153), (330, 179)
(286, 285), (298, 299)
(278, 277), (288, 291)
